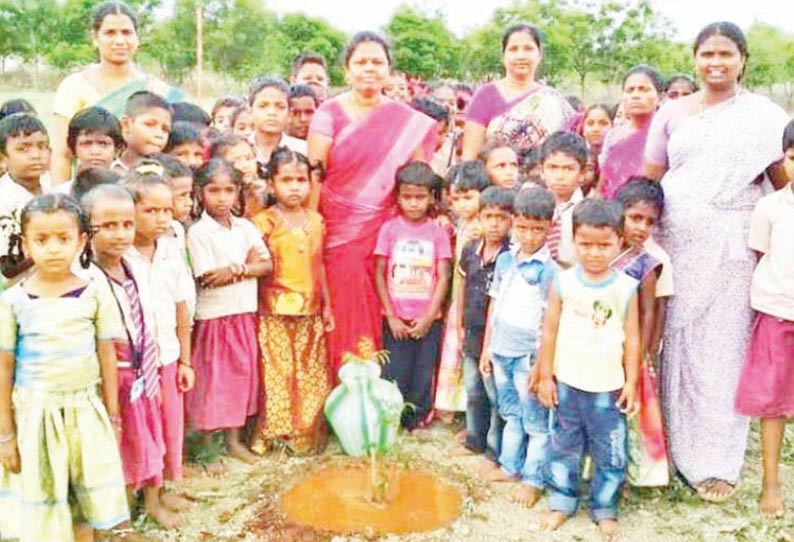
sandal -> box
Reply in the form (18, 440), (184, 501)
(695, 478), (738, 503)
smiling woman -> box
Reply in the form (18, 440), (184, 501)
(49, 1), (182, 185)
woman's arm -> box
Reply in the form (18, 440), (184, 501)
(460, 121), (487, 161)
(307, 133), (332, 211)
(49, 114), (73, 185)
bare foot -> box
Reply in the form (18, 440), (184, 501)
(597, 519), (621, 542)
(483, 467), (518, 483)
(227, 442), (259, 464)
(160, 490), (194, 512)
(760, 485), (785, 519)
(449, 442), (475, 456)
(539, 510), (568, 531)
(476, 457), (501, 477)
(509, 485), (542, 508)
(145, 501), (181, 530)
(696, 478), (737, 503)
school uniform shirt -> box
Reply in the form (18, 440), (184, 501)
(488, 244), (558, 358)
(644, 237), (674, 298)
(373, 215), (452, 322)
(547, 187), (583, 268)
(126, 238), (194, 366)
(553, 267), (638, 393)
(458, 238), (511, 359)
(0, 172), (52, 261)
(748, 184), (794, 321)
(187, 212), (270, 321)
(250, 133), (308, 166)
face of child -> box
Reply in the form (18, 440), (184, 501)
(169, 176), (193, 223)
(622, 73), (660, 120)
(90, 198), (136, 261)
(512, 215), (550, 255)
(134, 184), (173, 244)
(74, 132), (116, 172)
(3, 131), (50, 183)
(480, 205), (512, 244)
(666, 79), (695, 100)
(222, 142), (257, 184)
(574, 224), (621, 276)
(294, 63), (329, 102)
(784, 147), (794, 184)
(287, 96), (317, 140)
(542, 151), (583, 203)
(123, 108), (171, 157)
(623, 201), (659, 249)
(397, 183), (432, 222)
(212, 106), (236, 132)
(433, 86), (457, 116)
(583, 108), (612, 149)
(271, 161), (311, 209)
(452, 187), (480, 220)
(170, 142), (205, 170)
(383, 75), (409, 102)
(22, 210), (85, 276)
(201, 175), (239, 221)
(232, 110), (255, 139)
(485, 147), (519, 188)
(583, 153), (598, 192)
(251, 87), (289, 136)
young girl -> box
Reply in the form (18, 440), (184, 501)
(581, 104), (613, 155)
(0, 194), (128, 542)
(187, 159), (272, 464)
(83, 183), (180, 528)
(479, 140), (520, 189)
(249, 77), (306, 165)
(210, 134), (266, 218)
(211, 96), (245, 133)
(374, 162), (451, 431)
(735, 121), (794, 518)
(435, 162), (488, 424)
(231, 106), (256, 140)
(250, 148), (334, 455)
(612, 179), (671, 488)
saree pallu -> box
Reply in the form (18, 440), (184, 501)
(599, 121), (650, 200)
(657, 92), (789, 485)
(320, 101), (436, 380)
(485, 86), (576, 152)
(95, 76), (183, 119)
(252, 315), (330, 455)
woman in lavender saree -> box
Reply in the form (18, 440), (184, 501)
(644, 22), (790, 502)
(308, 32), (436, 380)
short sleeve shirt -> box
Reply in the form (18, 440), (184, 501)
(0, 173), (52, 267)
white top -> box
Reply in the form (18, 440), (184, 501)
(554, 267), (638, 393)
(0, 173), (53, 258)
(53, 180), (74, 195)
(251, 133), (308, 165)
(187, 212), (270, 320)
(556, 187), (584, 267)
(644, 237), (674, 298)
(748, 184), (794, 321)
(126, 236), (194, 366)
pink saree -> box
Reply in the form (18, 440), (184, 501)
(598, 121), (651, 200)
(312, 99), (436, 380)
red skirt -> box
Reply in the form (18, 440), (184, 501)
(187, 313), (261, 431)
(118, 367), (165, 490)
(735, 312), (794, 418)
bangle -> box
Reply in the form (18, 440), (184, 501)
(178, 360), (193, 368)
(240, 264), (249, 278)
(0, 433), (15, 444)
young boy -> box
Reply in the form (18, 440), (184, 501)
(536, 199), (641, 542)
(115, 91), (173, 173)
(453, 186), (514, 460)
(290, 52), (329, 103)
(374, 162), (451, 431)
(156, 154), (195, 227)
(122, 174), (195, 508)
(286, 85), (318, 141)
(0, 114), (52, 282)
(479, 186), (558, 508)
(165, 121), (205, 171)
(410, 97), (452, 177)
(540, 131), (587, 268)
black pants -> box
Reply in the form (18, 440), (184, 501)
(382, 319), (442, 430)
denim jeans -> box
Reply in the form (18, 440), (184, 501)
(491, 352), (549, 488)
(462, 354), (502, 459)
(547, 382), (627, 522)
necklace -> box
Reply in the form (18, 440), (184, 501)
(275, 206), (310, 253)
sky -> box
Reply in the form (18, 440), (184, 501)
(262, 0), (794, 41)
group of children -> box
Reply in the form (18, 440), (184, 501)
(0, 63), (792, 542)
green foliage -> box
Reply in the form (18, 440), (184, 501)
(385, 5), (462, 80)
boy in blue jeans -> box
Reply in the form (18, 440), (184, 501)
(479, 186), (558, 508)
(536, 199), (641, 542)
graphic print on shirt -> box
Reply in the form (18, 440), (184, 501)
(389, 238), (435, 302)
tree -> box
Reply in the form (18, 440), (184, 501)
(385, 5), (462, 80)
(0, 0), (59, 88)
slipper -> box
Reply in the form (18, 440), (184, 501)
(695, 478), (738, 503)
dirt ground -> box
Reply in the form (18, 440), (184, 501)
(122, 423), (794, 542)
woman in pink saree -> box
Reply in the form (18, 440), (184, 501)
(308, 32), (436, 379)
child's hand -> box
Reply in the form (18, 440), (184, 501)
(177, 363), (196, 392)
(387, 315), (411, 341)
(478, 353), (492, 377)
(528, 363), (540, 393)
(409, 315), (434, 340)
(537, 378), (558, 410)
(0, 437), (20, 474)
(199, 266), (237, 288)
(617, 382), (640, 417)
(322, 306), (335, 333)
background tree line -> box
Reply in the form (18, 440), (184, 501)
(1, 0), (793, 106)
